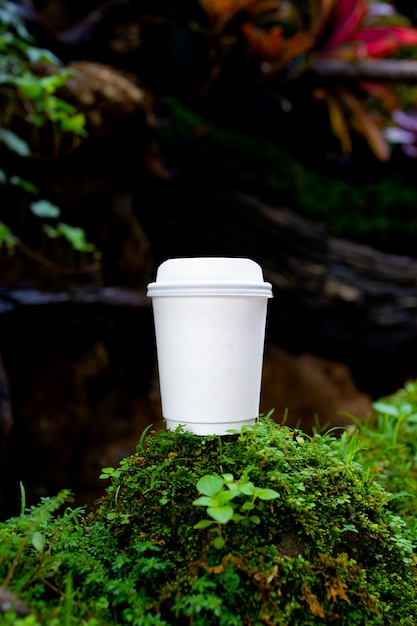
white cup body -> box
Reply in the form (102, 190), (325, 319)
(147, 258), (272, 435)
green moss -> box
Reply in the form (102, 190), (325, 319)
(1, 415), (417, 624)
(92, 419), (417, 624)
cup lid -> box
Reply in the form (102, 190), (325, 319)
(147, 257), (273, 297)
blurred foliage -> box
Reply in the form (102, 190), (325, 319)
(160, 96), (417, 253)
(0, 1), (86, 159)
(146, 0), (417, 161)
(135, 0), (417, 249)
(4, 0), (417, 260)
(0, 0), (97, 264)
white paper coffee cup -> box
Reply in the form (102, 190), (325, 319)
(147, 257), (273, 435)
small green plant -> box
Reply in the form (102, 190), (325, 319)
(99, 466), (122, 481)
(193, 473), (279, 549)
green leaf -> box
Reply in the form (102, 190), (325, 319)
(0, 222), (18, 246)
(239, 482), (257, 496)
(32, 531), (45, 553)
(42, 223), (58, 239)
(241, 501), (255, 511)
(30, 199), (61, 218)
(100, 467), (116, 474)
(196, 474), (223, 497)
(56, 222), (96, 252)
(0, 127), (30, 156)
(193, 496), (214, 507)
(10, 176), (38, 194)
(26, 46), (61, 65)
(373, 402), (398, 416)
(256, 488), (280, 500)
(225, 481), (239, 493)
(207, 506), (234, 524)
(0, 5), (31, 39)
(39, 73), (69, 93)
(249, 515), (261, 524)
(213, 536), (225, 550)
(40, 70), (74, 91)
(99, 467), (120, 479)
(193, 519), (213, 529)
(384, 491), (414, 504)
(60, 112), (87, 136)
(340, 524), (358, 533)
(46, 95), (76, 114)
(398, 403), (413, 415)
(19, 481), (26, 515)
(14, 72), (43, 99)
(215, 490), (235, 505)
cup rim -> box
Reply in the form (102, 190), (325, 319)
(147, 281), (273, 297)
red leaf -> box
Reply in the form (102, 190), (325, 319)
(351, 26), (417, 58)
(321, 0), (367, 52)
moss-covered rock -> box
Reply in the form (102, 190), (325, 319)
(1, 415), (416, 625)
(93, 417), (417, 625)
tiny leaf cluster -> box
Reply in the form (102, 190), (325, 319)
(193, 473), (279, 549)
